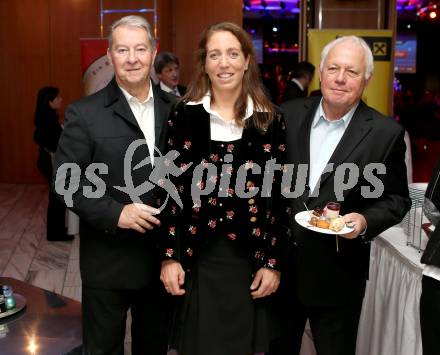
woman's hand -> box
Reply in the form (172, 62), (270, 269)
(160, 259), (186, 296)
(250, 267), (280, 299)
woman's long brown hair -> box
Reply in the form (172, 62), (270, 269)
(182, 22), (275, 132)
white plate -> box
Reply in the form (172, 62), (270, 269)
(294, 211), (354, 235)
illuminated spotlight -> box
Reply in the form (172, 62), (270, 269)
(272, 27), (278, 32)
(407, 24), (411, 28)
(27, 337), (38, 354)
(417, 3), (440, 21)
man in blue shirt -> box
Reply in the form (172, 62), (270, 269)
(276, 35), (411, 355)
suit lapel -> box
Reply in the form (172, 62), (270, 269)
(298, 98), (320, 169)
(317, 101), (373, 189)
(105, 78), (140, 130)
(295, 98), (319, 206)
(239, 114), (260, 158)
(106, 79), (175, 148)
(153, 85), (174, 149)
(187, 104), (211, 158)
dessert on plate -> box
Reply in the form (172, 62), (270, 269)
(308, 202), (346, 232)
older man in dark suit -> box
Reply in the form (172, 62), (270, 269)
(54, 15), (175, 355)
(275, 36), (411, 355)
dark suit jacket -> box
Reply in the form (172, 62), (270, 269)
(281, 80), (306, 103)
(156, 83), (187, 97)
(421, 158), (440, 266)
(422, 225), (440, 267)
(176, 84), (187, 97)
(161, 102), (288, 272)
(54, 78), (176, 289)
(281, 96), (411, 307)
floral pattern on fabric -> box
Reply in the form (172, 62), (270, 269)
(160, 104), (288, 271)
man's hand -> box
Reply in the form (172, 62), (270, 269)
(250, 268), (280, 299)
(340, 212), (367, 239)
(117, 203), (160, 233)
(160, 260), (186, 296)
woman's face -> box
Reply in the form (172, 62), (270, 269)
(49, 95), (63, 110)
(204, 30), (249, 95)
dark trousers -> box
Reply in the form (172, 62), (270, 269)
(46, 187), (67, 240)
(270, 251), (362, 355)
(38, 151), (67, 240)
(271, 300), (362, 355)
(420, 275), (440, 355)
(82, 282), (169, 355)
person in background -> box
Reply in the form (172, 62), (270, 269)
(281, 61), (315, 103)
(276, 35), (411, 355)
(33, 86), (72, 242)
(259, 63), (277, 101)
(274, 63), (287, 104)
(154, 51), (186, 97)
(420, 158), (440, 355)
(160, 22), (287, 355)
(53, 15), (175, 354)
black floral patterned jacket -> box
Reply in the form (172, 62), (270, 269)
(160, 101), (288, 272)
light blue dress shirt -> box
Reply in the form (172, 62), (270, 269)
(309, 100), (359, 194)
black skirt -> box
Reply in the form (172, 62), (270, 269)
(170, 236), (279, 355)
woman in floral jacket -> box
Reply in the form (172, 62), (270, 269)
(160, 22), (287, 355)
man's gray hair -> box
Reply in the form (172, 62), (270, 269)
(319, 35), (374, 80)
(108, 15), (156, 51)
